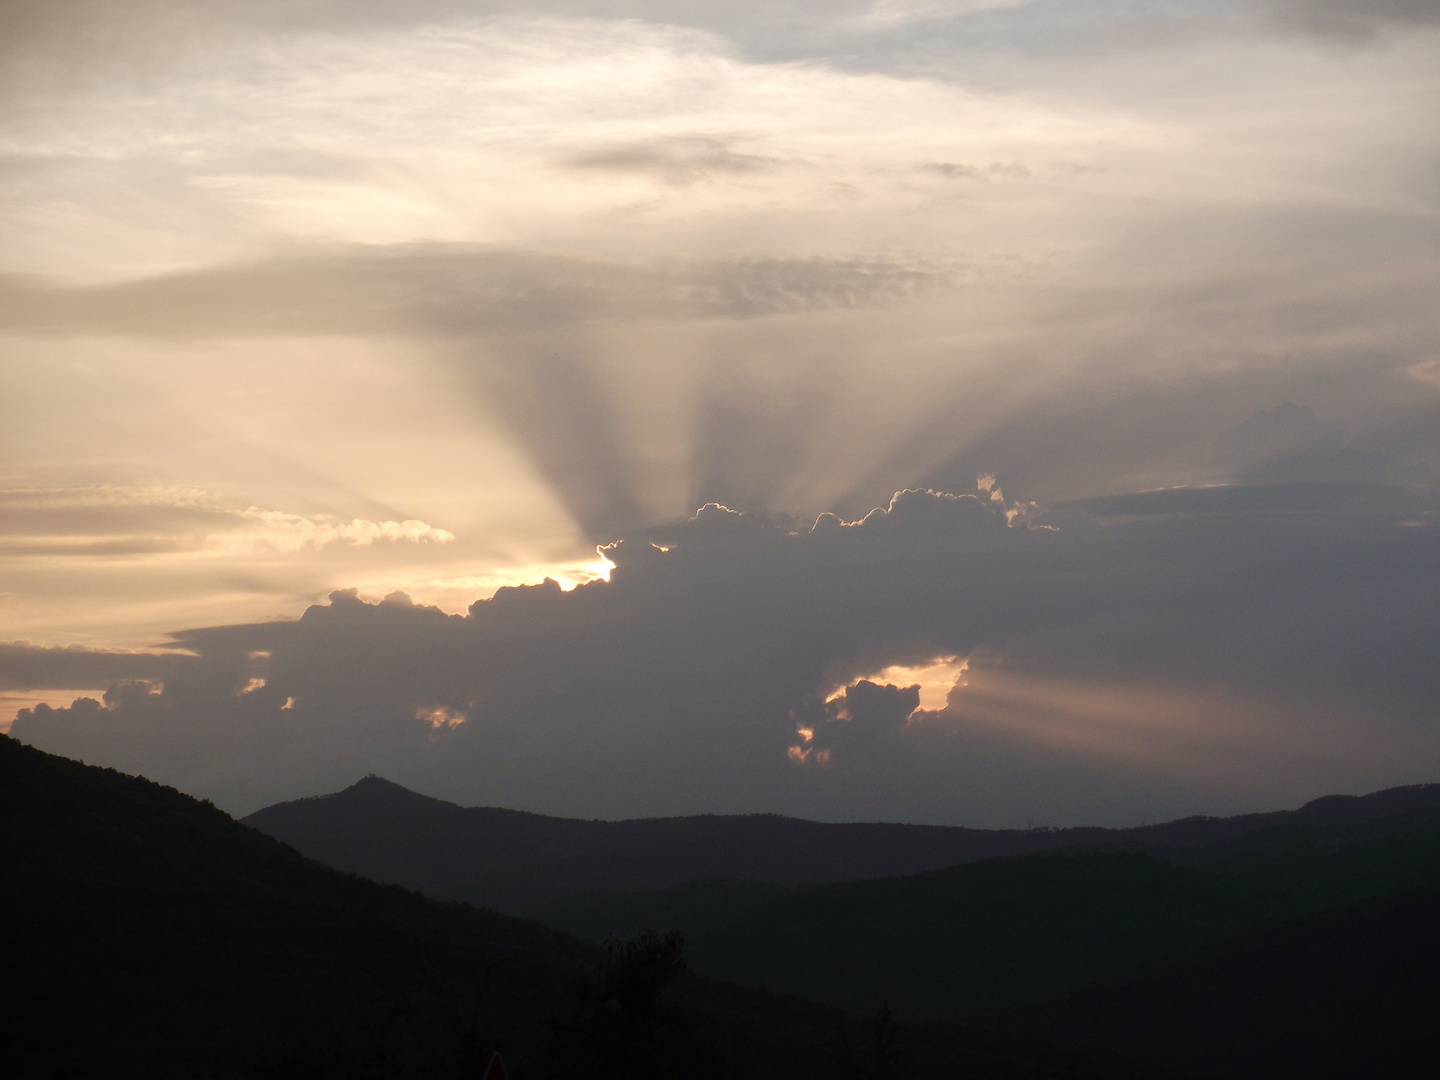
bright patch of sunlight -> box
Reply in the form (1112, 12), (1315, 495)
(829, 656), (969, 713)
(415, 705), (466, 730)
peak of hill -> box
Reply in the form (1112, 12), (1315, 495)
(243, 776), (1440, 913)
(1294, 784), (1440, 822)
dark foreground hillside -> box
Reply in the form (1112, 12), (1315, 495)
(0, 735), (584, 1078)
(0, 736), (1188, 1080)
(1023, 883), (1440, 1079)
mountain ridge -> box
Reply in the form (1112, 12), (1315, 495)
(242, 774), (1440, 913)
(1, 734), (1205, 1079)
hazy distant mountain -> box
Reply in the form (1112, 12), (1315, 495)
(240, 774), (1440, 1078)
(539, 796), (1440, 1079)
(242, 774), (1440, 913)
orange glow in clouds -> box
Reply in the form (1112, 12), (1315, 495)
(829, 656), (970, 715)
(415, 705), (466, 731)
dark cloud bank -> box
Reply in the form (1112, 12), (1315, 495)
(10, 408), (1439, 825)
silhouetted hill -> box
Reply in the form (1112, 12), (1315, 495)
(0, 736), (1196, 1080)
(36, 746), (1434, 1078)
(537, 793), (1440, 992)
(558, 853), (1244, 1016)
(242, 775), (1440, 913)
(537, 803), (1440, 1078)
(242, 775), (1092, 911)
(695, 805), (1440, 1016)
(0, 736), (589, 1078)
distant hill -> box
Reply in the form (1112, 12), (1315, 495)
(0, 736), (1192, 1080)
(242, 773), (1440, 1078)
(692, 806), (1440, 1013)
(243, 774), (1097, 911)
(243, 774), (1440, 913)
(541, 803), (1440, 1079)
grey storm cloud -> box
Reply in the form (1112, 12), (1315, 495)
(0, 641), (182, 692)
(10, 451), (1439, 824)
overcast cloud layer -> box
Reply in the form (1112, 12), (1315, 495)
(2, 0), (1438, 824)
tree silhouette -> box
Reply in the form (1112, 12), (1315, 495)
(542, 928), (718, 1079)
(602, 929), (688, 1025)
(832, 1003), (916, 1080)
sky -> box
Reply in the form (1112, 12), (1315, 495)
(2, 0), (1438, 824)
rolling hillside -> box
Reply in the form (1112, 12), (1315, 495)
(1, 736), (585, 1078)
(1, 735), (1192, 1079)
(242, 772), (1440, 1078)
(539, 802), (1440, 1078)
(242, 773), (1440, 913)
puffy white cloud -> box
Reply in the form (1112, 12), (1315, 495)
(237, 509), (454, 551)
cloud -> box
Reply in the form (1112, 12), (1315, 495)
(0, 485), (454, 557)
(1409, 360), (1440, 386)
(918, 160), (1033, 181)
(1266, 0), (1440, 42)
(790, 678), (922, 764)
(564, 136), (788, 185)
(3, 2), (1439, 827)
(1215, 402), (1345, 469)
(853, 0), (1033, 28)
(0, 250), (960, 545)
(0, 0), (1040, 96)
(238, 510), (454, 551)
(6, 0), (1389, 101)
(11, 471), (1439, 823)
(0, 641), (183, 691)
(1213, 403), (1434, 486)
(0, 248), (960, 338)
